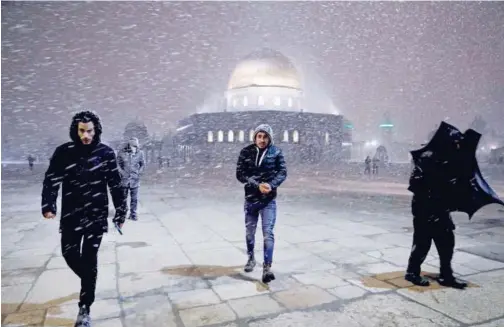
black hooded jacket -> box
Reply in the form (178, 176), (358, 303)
(236, 124), (287, 205)
(41, 111), (127, 233)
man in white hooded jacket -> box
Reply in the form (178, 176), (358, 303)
(117, 137), (145, 221)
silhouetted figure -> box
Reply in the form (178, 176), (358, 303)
(372, 157), (379, 175)
(364, 156), (371, 175)
(27, 155), (35, 171)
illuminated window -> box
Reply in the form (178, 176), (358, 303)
(217, 130), (224, 142)
(274, 97), (281, 106)
(207, 131), (214, 142)
(325, 132), (330, 144)
(283, 130), (289, 142)
(243, 96), (248, 107)
(287, 98), (293, 107)
(238, 130), (245, 142)
(249, 130), (254, 142)
(228, 130), (234, 142)
(292, 130), (299, 143)
(258, 96), (264, 106)
(232, 99), (237, 107)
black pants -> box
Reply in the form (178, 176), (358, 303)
(406, 217), (455, 277)
(61, 229), (103, 309)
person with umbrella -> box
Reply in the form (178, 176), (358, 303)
(404, 122), (504, 289)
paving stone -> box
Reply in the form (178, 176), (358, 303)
(118, 246), (191, 274)
(292, 271), (348, 288)
(1, 268), (40, 287)
(178, 303), (236, 327)
(346, 277), (396, 293)
(168, 289), (221, 309)
(184, 247), (246, 266)
(212, 280), (270, 300)
(1, 284), (33, 314)
(123, 294), (177, 327)
(2, 255), (51, 271)
(248, 294), (460, 327)
(327, 284), (368, 299)
(228, 294), (284, 318)
(398, 269), (504, 324)
(272, 285), (336, 309)
(470, 319), (504, 327)
(44, 298), (121, 326)
(119, 270), (207, 298)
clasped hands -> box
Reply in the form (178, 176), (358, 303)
(259, 183), (272, 194)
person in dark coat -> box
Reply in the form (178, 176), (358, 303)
(236, 124), (287, 284)
(364, 156), (371, 175)
(405, 161), (468, 289)
(41, 111), (127, 327)
(27, 155), (35, 170)
(117, 137), (145, 221)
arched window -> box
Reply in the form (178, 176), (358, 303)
(207, 131), (214, 143)
(274, 97), (281, 106)
(292, 130), (299, 143)
(217, 130), (224, 142)
(228, 130), (234, 142)
(243, 96), (248, 107)
(283, 130), (289, 143)
(238, 130), (245, 142)
(325, 132), (330, 145)
(249, 130), (255, 142)
(258, 96), (264, 106)
(287, 98), (293, 107)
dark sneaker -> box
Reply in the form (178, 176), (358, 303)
(437, 276), (468, 289)
(262, 264), (275, 284)
(74, 305), (91, 327)
(129, 215), (138, 221)
(405, 272), (430, 286)
(244, 256), (256, 273)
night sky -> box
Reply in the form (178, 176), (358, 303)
(2, 1), (503, 157)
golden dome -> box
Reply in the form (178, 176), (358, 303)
(227, 49), (301, 90)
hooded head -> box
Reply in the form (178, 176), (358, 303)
(69, 111), (102, 146)
(253, 124), (273, 149)
(128, 137), (139, 151)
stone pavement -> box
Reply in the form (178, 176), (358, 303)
(2, 180), (504, 327)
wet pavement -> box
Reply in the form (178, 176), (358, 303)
(2, 166), (504, 327)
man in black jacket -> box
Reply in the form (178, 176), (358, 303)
(405, 162), (468, 289)
(236, 124), (287, 284)
(42, 111), (126, 327)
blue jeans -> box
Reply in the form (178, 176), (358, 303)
(124, 186), (139, 217)
(245, 200), (277, 265)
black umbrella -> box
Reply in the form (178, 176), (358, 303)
(409, 121), (504, 219)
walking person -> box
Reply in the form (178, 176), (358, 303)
(41, 111), (127, 327)
(117, 137), (145, 221)
(372, 156), (379, 175)
(236, 124), (287, 284)
(364, 156), (371, 175)
(27, 154), (35, 171)
(404, 161), (467, 289)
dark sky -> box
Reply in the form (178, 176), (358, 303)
(2, 1), (504, 155)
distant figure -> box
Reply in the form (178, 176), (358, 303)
(27, 155), (35, 171)
(158, 156), (163, 169)
(364, 156), (371, 175)
(372, 156), (379, 175)
(41, 111), (126, 327)
(117, 137), (145, 221)
(236, 124), (287, 284)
